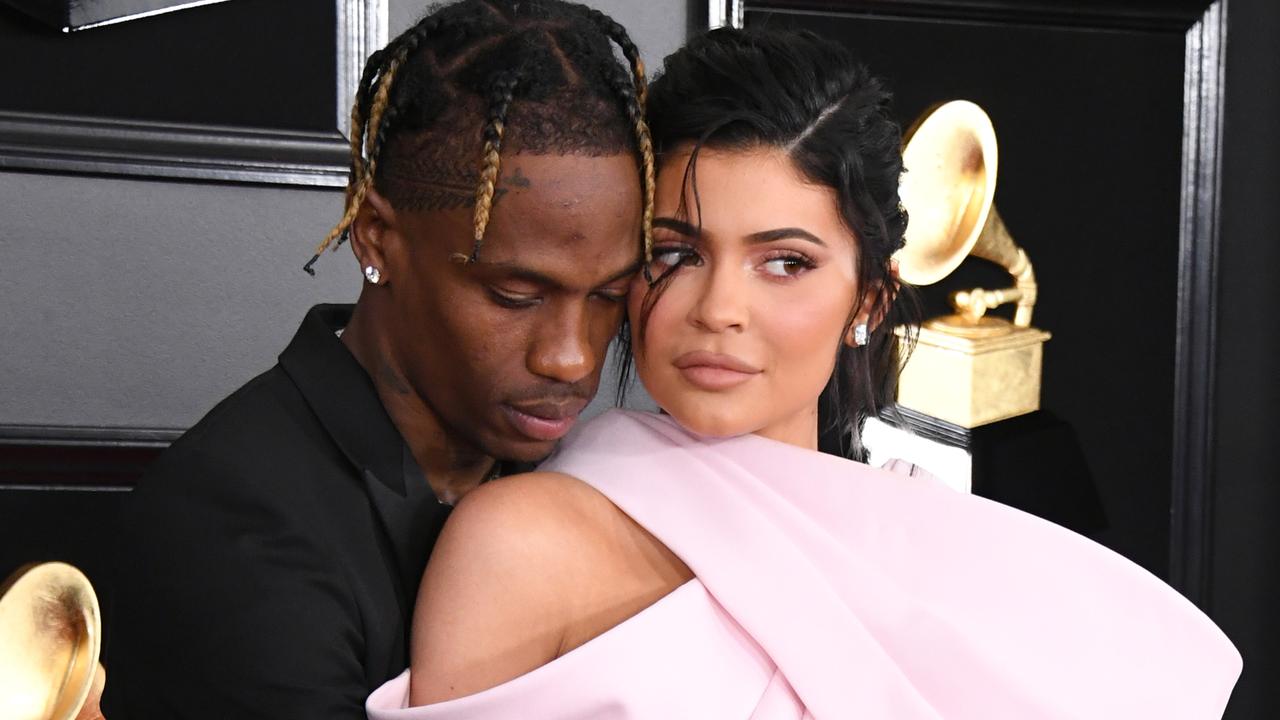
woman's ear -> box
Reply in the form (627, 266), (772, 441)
(842, 322), (864, 348)
(348, 187), (399, 284)
(843, 266), (901, 348)
(844, 287), (877, 348)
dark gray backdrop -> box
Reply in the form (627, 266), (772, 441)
(0, 0), (680, 432)
(1, 0), (1274, 715)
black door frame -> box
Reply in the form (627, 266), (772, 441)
(708, 0), (1227, 608)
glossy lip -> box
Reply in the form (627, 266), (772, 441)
(672, 350), (762, 391)
(502, 398), (590, 443)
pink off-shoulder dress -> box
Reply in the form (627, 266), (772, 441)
(367, 410), (1241, 719)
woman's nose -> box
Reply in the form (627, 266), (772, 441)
(687, 261), (748, 333)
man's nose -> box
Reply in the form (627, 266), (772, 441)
(527, 304), (595, 384)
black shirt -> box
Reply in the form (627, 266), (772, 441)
(103, 304), (452, 719)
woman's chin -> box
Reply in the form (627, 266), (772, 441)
(660, 406), (756, 440)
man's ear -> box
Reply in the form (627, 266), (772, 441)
(347, 187), (399, 282)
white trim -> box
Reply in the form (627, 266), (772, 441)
(708, 0), (744, 30)
(336, 0), (389, 139)
(65, 0), (234, 32)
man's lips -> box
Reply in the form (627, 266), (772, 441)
(502, 398), (590, 442)
(672, 350), (762, 391)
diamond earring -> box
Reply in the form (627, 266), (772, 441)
(853, 322), (869, 347)
(363, 265), (382, 284)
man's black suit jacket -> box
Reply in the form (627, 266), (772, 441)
(102, 304), (452, 719)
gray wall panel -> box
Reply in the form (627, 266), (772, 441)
(0, 0), (684, 431)
(392, 0), (687, 73)
(0, 173), (357, 429)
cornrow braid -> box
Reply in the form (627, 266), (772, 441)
(351, 14), (442, 179)
(598, 63), (656, 267)
(303, 17), (444, 275)
(304, 0), (653, 276)
(461, 71), (521, 264)
(303, 54), (407, 275)
(363, 58), (407, 179)
(345, 50), (381, 196)
(632, 105), (655, 267)
(575, 5), (648, 107)
(574, 5), (654, 262)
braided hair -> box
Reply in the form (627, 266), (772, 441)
(304, 0), (655, 275)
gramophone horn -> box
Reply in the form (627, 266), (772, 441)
(896, 100), (1037, 327)
(0, 563), (103, 720)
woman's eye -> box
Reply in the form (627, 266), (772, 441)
(761, 255), (814, 278)
(653, 250), (688, 268)
(649, 246), (700, 274)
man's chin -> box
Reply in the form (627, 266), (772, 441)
(488, 435), (560, 466)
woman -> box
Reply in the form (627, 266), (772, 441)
(368, 28), (1241, 718)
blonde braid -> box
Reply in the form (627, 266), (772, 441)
(636, 118), (655, 264)
(623, 50), (653, 263)
(633, 57), (648, 108)
(304, 56), (404, 272)
(462, 73), (520, 263)
(345, 117), (363, 206)
(363, 56), (403, 162)
(601, 62), (656, 267)
(473, 119), (503, 241)
(344, 58), (376, 209)
(630, 77), (655, 264)
(579, 5), (655, 264)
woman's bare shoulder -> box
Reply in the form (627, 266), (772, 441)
(443, 470), (620, 553)
(406, 470), (637, 705)
(416, 468), (619, 607)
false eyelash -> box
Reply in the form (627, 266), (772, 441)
(759, 250), (818, 277)
(651, 244), (702, 268)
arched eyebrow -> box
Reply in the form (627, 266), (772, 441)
(653, 217), (698, 236)
(745, 228), (827, 247)
(654, 217), (827, 248)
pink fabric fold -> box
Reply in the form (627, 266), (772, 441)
(367, 409), (1240, 718)
(368, 578), (805, 718)
(537, 410), (1241, 719)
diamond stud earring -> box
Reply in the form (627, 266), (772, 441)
(853, 322), (869, 347)
(363, 265), (382, 284)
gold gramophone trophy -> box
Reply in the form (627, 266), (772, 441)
(894, 100), (1051, 429)
(0, 563), (106, 720)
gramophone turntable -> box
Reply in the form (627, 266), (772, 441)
(894, 100), (1052, 430)
(864, 100), (1104, 534)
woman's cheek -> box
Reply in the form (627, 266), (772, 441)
(764, 284), (853, 371)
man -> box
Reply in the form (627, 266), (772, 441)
(102, 2), (653, 717)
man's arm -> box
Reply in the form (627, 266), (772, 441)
(103, 450), (368, 720)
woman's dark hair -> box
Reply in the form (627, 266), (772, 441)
(303, 0), (655, 274)
(627, 27), (920, 460)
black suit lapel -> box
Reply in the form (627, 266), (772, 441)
(361, 448), (450, 620)
(279, 304), (448, 624)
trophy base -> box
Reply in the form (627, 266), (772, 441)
(868, 407), (1106, 535)
(896, 320), (1052, 429)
